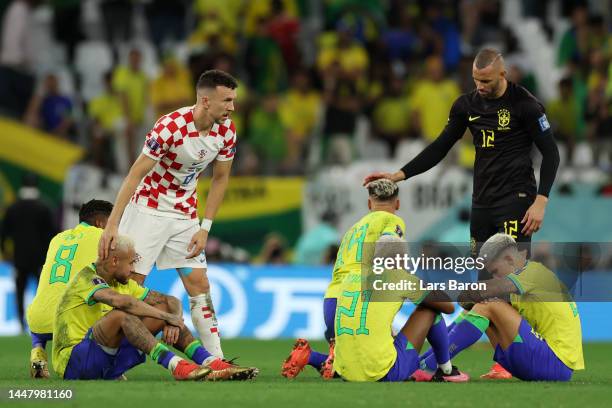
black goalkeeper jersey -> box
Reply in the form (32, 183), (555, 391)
(401, 81), (559, 208)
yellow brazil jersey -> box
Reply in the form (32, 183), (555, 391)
(324, 211), (406, 299)
(333, 269), (427, 382)
(507, 261), (585, 370)
(52, 264), (149, 378)
(26, 223), (103, 334)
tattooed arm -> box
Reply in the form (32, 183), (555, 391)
(143, 290), (183, 317)
(92, 288), (184, 328)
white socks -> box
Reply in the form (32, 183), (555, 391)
(439, 360), (453, 375)
(168, 356), (182, 373)
(189, 293), (223, 358)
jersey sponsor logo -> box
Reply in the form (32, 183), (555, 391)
(538, 114), (550, 131)
(198, 149), (207, 160)
(497, 109), (511, 129)
(468, 115), (480, 122)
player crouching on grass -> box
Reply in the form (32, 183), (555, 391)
(52, 234), (258, 381)
(418, 233), (584, 381)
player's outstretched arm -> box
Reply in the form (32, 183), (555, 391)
(362, 99), (466, 186)
(99, 154), (157, 259)
(93, 288), (185, 329)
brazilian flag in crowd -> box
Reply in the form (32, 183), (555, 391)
(0, 118), (84, 213)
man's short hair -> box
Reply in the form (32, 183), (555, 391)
(367, 179), (399, 201)
(474, 48), (504, 69)
(196, 69), (238, 91)
(479, 233), (517, 262)
(79, 200), (113, 224)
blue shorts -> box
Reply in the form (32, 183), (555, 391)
(379, 333), (419, 382)
(323, 298), (337, 343)
(494, 319), (573, 381)
(63, 329), (146, 380)
(30, 332), (53, 348)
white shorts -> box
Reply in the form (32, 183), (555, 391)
(118, 204), (207, 276)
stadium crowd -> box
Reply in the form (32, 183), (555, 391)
(0, 0), (609, 174)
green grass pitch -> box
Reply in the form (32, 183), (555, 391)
(1, 336), (611, 408)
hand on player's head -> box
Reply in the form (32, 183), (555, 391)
(363, 172), (390, 186)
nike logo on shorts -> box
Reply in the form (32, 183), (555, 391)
(469, 115), (481, 121)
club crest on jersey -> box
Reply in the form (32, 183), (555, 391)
(497, 108), (511, 130)
(395, 225), (404, 238)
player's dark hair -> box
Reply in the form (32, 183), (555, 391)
(367, 179), (399, 202)
(474, 48), (504, 69)
(79, 199), (113, 225)
(196, 69), (238, 90)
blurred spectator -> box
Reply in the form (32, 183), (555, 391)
(409, 55), (460, 141)
(243, 0), (299, 37)
(151, 56), (193, 119)
(0, 173), (56, 333)
(381, 7), (418, 64)
(256, 233), (289, 264)
(50, 0), (82, 63)
(318, 24), (369, 164)
(424, 2), (462, 72)
(294, 211), (339, 265)
(100, 0), (134, 45)
(88, 72), (125, 173)
(585, 49), (612, 167)
(112, 49), (149, 163)
(248, 95), (287, 173)
(557, 4), (589, 67)
(462, 0), (502, 47)
(278, 69), (322, 170)
(547, 77), (582, 162)
(245, 16), (289, 94)
(371, 74), (413, 155)
(189, 9), (238, 56)
(266, 0), (301, 72)
(145, 0), (188, 49)
(23, 73), (75, 139)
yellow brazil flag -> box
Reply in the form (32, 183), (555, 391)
(0, 118), (84, 211)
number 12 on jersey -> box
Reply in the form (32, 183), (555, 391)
(336, 290), (372, 336)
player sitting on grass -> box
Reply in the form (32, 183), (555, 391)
(27, 199), (113, 378)
(52, 234), (258, 381)
(283, 179), (467, 382)
(418, 233), (584, 381)
(282, 179), (409, 379)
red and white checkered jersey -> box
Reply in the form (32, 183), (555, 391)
(132, 106), (236, 219)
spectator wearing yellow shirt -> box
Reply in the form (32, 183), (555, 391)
(112, 48), (149, 163)
(547, 77), (581, 163)
(371, 74), (414, 155)
(409, 56), (460, 141)
(151, 56), (192, 119)
(88, 72), (125, 173)
(317, 25), (369, 81)
(278, 69), (322, 170)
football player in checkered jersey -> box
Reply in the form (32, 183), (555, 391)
(99, 70), (238, 360)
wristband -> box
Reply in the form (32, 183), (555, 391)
(200, 218), (212, 232)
